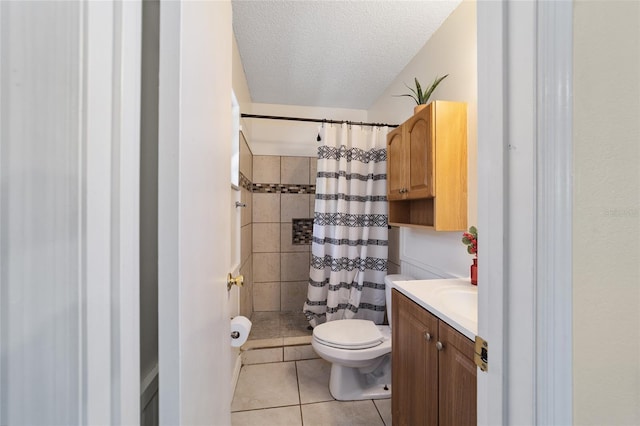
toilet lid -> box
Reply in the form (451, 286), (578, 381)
(313, 319), (383, 350)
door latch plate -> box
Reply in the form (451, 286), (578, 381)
(474, 335), (488, 372)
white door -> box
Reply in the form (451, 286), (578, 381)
(0, 1), (141, 424)
(477, 1), (573, 424)
(157, 1), (234, 424)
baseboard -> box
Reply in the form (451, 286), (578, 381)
(141, 364), (159, 410)
(231, 353), (242, 399)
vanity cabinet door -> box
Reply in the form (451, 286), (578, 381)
(392, 290), (438, 426)
(438, 321), (477, 426)
(392, 289), (477, 426)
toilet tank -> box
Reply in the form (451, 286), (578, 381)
(384, 274), (413, 329)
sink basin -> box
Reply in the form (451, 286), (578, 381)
(437, 288), (478, 323)
(391, 278), (478, 339)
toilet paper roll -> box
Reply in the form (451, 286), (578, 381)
(230, 315), (252, 347)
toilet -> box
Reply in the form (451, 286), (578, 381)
(311, 274), (413, 401)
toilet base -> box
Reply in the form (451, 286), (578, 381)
(328, 356), (392, 401)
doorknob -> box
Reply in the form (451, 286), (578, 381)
(227, 273), (244, 291)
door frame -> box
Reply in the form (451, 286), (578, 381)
(83, 1), (141, 424)
(0, 1), (141, 423)
(477, 1), (573, 424)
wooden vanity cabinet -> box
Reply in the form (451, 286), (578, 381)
(391, 288), (439, 425)
(386, 100), (467, 231)
(392, 289), (477, 426)
(438, 320), (477, 425)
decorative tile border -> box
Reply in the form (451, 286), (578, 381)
(252, 183), (316, 194)
(239, 172), (253, 191)
(240, 172), (316, 194)
(292, 218), (314, 245)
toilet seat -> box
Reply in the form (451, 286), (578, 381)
(313, 319), (383, 350)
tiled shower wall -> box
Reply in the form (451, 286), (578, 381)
(252, 155), (317, 312)
(239, 133), (254, 319)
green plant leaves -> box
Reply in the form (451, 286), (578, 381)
(396, 82), (420, 104)
(396, 74), (450, 105)
(414, 77), (424, 103)
(422, 74), (448, 105)
(462, 225), (478, 256)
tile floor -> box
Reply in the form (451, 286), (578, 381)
(236, 311), (391, 425)
(231, 358), (391, 426)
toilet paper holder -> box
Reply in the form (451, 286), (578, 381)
(230, 315), (252, 347)
(227, 273), (244, 291)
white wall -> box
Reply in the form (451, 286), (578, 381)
(233, 35), (252, 112)
(233, 33), (254, 142)
(573, 1), (640, 424)
(368, 0), (477, 279)
(247, 103), (368, 157)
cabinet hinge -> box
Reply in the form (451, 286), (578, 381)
(474, 336), (488, 372)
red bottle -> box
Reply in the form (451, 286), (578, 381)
(470, 258), (478, 286)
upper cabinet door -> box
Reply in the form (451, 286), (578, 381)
(387, 127), (407, 200)
(406, 105), (435, 199)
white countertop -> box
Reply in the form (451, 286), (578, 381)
(392, 278), (478, 341)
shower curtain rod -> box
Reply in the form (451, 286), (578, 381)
(241, 113), (399, 128)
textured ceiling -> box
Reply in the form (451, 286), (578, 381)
(232, 0), (462, 110)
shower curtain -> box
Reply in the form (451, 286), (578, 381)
(303, 123), (389, 327)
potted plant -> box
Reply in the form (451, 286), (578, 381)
(397, 74), (449, 114)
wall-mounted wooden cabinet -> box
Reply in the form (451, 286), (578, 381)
(392, 289), (477, 426)
(387, 101), (467, 231)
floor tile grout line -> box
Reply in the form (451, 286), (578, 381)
(372, 399), (386, 426)
(294, 359), (302, 406)
(233, 399), (351, 414)
(294, 359), (305, 426)
(230, 402), (302, 414)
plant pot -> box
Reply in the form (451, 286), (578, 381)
(470, 258), (477, 286)
(414, 104), (427, 115)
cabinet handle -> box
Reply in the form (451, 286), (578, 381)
(436, 341), (444, 351)
(424, 332), (432, 341)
